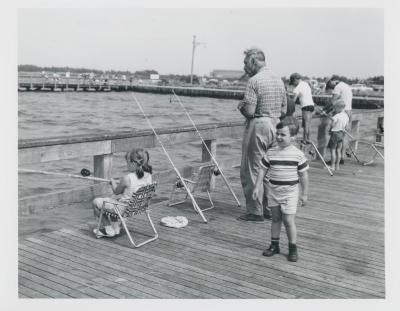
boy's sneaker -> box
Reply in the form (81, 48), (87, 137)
(288, 244), (298, 262)
(237, 214), (264, 222)
(262, 244), (280, 257)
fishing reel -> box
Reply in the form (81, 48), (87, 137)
(81, 168), (91, 177)
(175, 177), (184, 189)
(213, 168), (221, 176)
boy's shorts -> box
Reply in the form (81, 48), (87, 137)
(328, 131), (344, 149)
(266, 183), (299, 215)
(301, 105), (315, 112)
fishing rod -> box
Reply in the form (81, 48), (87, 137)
(171, 90), (241, 207)
(19, 168), (110, 182)
(133, 95), (208, 223)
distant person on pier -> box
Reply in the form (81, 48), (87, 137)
(92, 148), (153, 237)
(288, 73), (315, 144)
(324, 76), (353, 164)
(327, 100), (349, 171)
(237, 47), (287, 222)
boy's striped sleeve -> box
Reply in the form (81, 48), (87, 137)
(298, 151), (309, 172)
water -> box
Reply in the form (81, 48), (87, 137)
(18, 92), (245, 198)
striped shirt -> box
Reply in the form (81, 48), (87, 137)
(260, 145), (308, 186)
(242, 67), (287, 118)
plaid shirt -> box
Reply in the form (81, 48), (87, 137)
(240, 67), (287, 118)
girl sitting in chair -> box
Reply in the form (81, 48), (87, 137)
(92, 148), (153, 237)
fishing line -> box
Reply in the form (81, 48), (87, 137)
(19, 168), (110, 182)
(171, 90), (241, 207)
(133, 95), (208, 223)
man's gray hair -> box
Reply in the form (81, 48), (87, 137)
(244, 47), (265, 62)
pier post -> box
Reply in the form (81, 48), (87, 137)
(202, 139), (216, 190)
(94, 154), (113, 181)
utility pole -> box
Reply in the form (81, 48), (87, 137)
(190, 35), (206, 85)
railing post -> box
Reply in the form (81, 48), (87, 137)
(202, 139), (216, 190)
(94, 154), (113, 181)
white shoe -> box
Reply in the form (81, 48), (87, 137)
(93, 226), (115, 238)
(111, 221), (121, 235)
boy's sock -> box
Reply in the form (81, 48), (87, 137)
(262, 238), (280, 257)
(288, 242), (298, 262)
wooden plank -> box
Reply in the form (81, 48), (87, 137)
(53, 228), (287, 298)
(18, 269), (74, 298)
(69, 222), (379, 298)
(19, 257), (115, 298)
(19, 140), (112, 165)
(50, 230), (295, 299)
(19, 243), (157, 299)
(23, 236), (215, 299)
(18, 281), (50, 298)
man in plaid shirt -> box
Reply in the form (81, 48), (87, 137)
(237, 47), (287, 222)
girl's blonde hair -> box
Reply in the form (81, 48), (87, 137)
(125, 148), (152, 179)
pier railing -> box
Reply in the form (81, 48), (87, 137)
(18, 110), (383, 215)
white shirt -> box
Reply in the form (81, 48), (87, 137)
(331, 111), (349, 132)
(293, 81), (314, 108)
(333, 82), (353, 111)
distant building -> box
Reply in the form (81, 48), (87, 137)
(210, 69), (244, 80)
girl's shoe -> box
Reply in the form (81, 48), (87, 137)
(93, 226), (115, 238)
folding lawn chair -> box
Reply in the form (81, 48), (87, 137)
(168, 164), (216, 213)
(96, 182), (158, 248)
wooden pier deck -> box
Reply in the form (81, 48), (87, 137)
(18, 156), (384, 299)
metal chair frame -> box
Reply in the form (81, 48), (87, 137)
(168, 164), (215, 214)
(96, 182), (158, 248)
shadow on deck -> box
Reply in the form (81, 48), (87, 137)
(18, 155), (384, 299)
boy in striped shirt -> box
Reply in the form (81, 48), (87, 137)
(252, 117), (309, 262)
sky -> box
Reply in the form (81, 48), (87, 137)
(18, 8), (384, 79)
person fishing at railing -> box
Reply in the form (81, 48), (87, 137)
(237, 47), (287, 223)
(288, 73), (315, 145)
(324, 76), (353, 165)
(92, 148), (153, 237)
(327, 100), (349, 171)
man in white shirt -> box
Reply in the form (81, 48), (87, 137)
(325, 77), (353, 164)
(289, 73), (315, 143)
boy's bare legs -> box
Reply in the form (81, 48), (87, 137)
(283, 213), (298, 262)
(263, 205), (282, 257)
(270, 205), (282, 238)
(336, 141), (343, 170)
(303, 111), (312, 142)
(330, 147), (336, 171)
(282, 214), (297, 244)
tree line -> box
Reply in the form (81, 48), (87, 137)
(18, 64), (384, 85)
